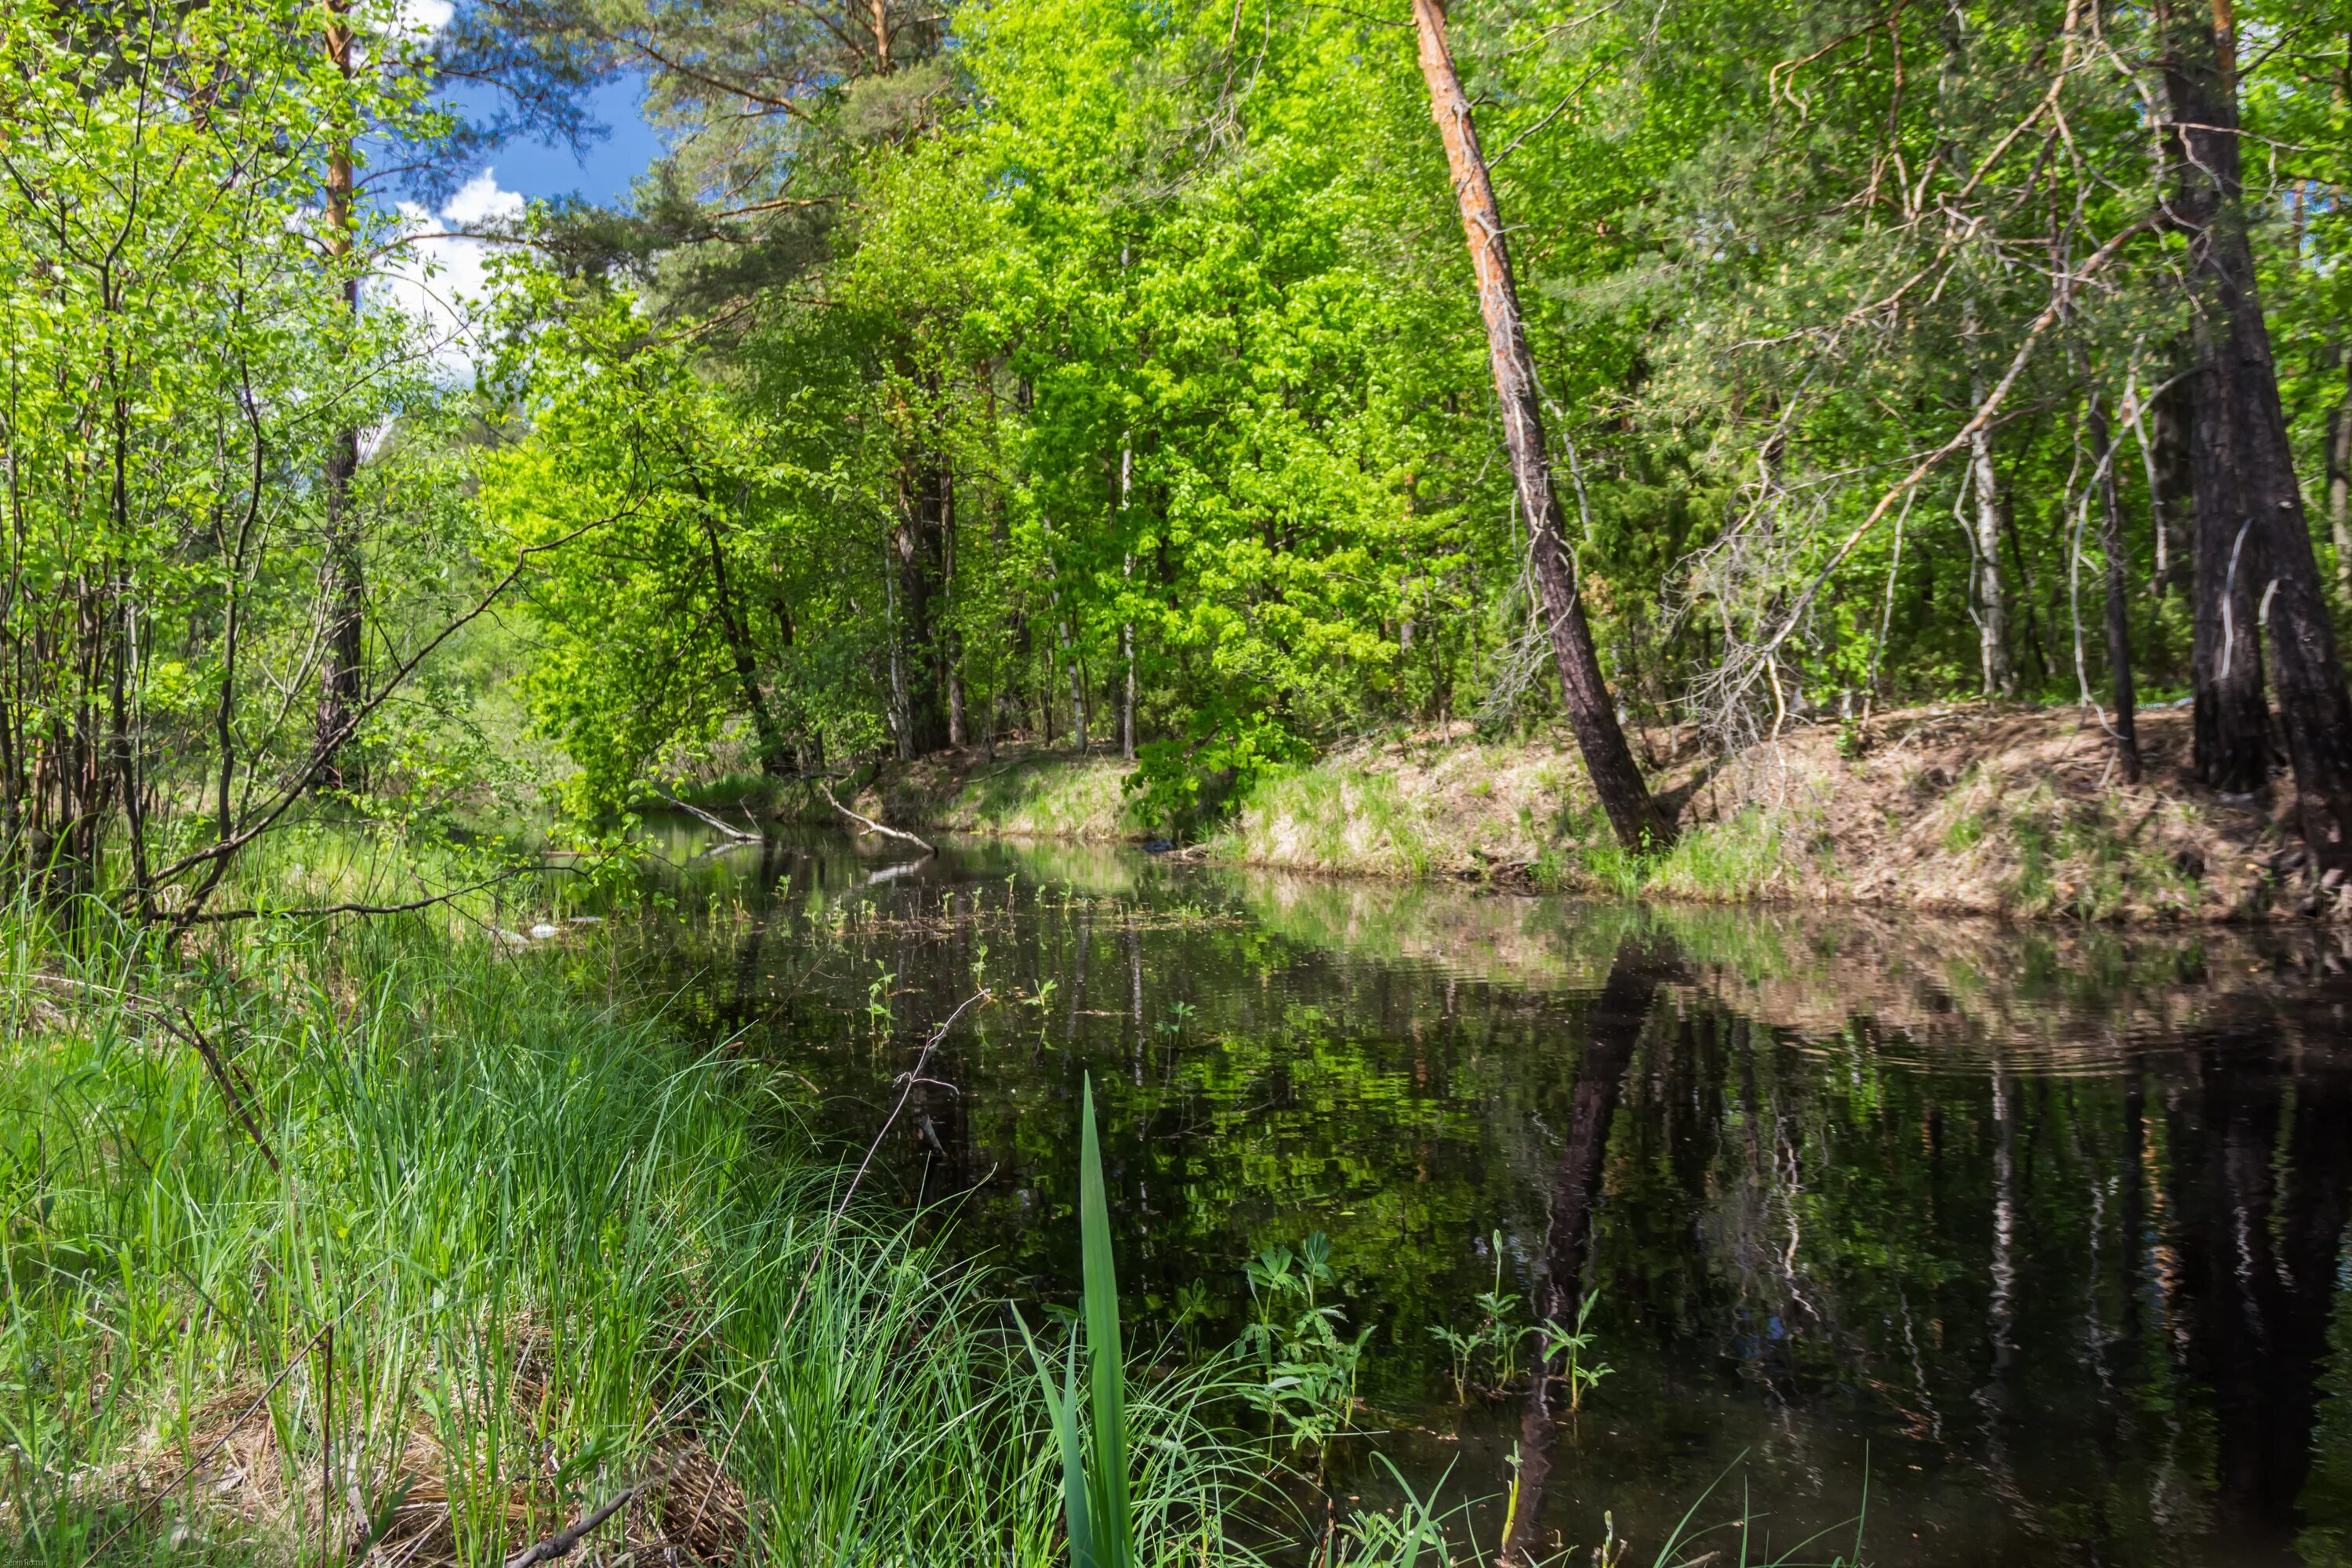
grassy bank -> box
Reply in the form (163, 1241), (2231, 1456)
(837, 705), (2347, 924)
(0, 870), (1254, 1566)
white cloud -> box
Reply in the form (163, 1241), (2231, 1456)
(443, 169), (525, 227)
(396, 0), (454, 36)
(374, 169), (527, 380)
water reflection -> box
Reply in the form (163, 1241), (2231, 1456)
(614, 822), (2352, 1566)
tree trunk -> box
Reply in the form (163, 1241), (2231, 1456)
(314, 0), (362, 789)
(2326, 349), (2351, 590)
(2091, 396), (2140, 782)
(2185, 328), (2270, 795)
(2162, 0), (2352, 864)
(1120, 440), (1136, 762)
(944, 469), (967, 749)
(1044, 527), (1087, 752)
(1966, 408), (2014, 698)
(1409, 0), (1670, 850)
(2149, 366), (2197, 597)
(894, 459), (950, 756)
(700, 513), (790, 779)
(886, 538), (910, 761)
(317, 428), (362, 786)
(1961, 301), (2016, 699)
(1062, 616), (1087, 753)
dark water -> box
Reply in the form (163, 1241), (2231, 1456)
(619, 822), (2352, 1566)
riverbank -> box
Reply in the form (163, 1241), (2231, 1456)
(808, 704), (2343, 924)
(0, 858), (1250, 1566)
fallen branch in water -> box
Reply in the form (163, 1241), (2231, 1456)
(648, 787), (761, 841)
(817, 780), (935, 857)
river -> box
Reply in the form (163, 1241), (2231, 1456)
(612, 820), (2352, 1566)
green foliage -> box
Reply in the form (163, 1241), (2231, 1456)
(1239, 1233), (1372, 1463)
(0, 0), (496, 909)
(1427, 1233), (1533, 1403)
(1017, 1078), (1134, 1568)
(1538, 1289), (1615, 1416)
(0, 880), (1263, 1566)
(470, 0), (2352, 805)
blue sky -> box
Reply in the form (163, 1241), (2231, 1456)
(448, 72), (665, 206)
(377, 67), (664, 372)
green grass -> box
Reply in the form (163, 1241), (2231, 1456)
(1534, 806), (1791, 905)
(1210, 764), (1443, 879)
(928, 756), (1140, 840)
(0, 826), (1878, 1566)
(0, 883), (1247, 1566)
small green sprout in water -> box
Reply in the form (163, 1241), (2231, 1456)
(1428, 1230), (1531, 1402)
(1538, 1287), (1613, 1415)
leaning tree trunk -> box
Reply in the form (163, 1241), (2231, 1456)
(1409, 0), (1671, 850)
(2162, 0), (2352, 866)
(315, 0), (362, 790)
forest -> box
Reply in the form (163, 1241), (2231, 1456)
(9, 0), (2352, 1560)
(20, 0), (2352, 901)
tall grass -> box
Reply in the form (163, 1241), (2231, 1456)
(0, 887), (1244, 1566)
(2, 830), (1872, 1567)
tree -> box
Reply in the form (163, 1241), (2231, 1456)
(1408, 0), (1674, 851)
(0, 0), (592, 923)
(2160, 0), (2352, 865)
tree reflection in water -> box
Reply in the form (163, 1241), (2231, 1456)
(623, 821), (2352, 1566)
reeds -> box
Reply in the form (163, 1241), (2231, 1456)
(0, 891), (1245, 1566)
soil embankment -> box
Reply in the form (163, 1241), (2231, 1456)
(811, 703), (2349, 924)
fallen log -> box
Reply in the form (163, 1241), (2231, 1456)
(816, 780), (935, 857)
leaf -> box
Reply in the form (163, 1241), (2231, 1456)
(1078, 1076), (1133, 1568)
(1012, 1304), (1096, 1568)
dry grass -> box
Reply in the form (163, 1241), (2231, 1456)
(1211, 705), (2345, 924)
(95, 1371), (751, 1568)
(827, 706), (2347, 923)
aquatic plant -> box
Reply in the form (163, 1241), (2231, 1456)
(1016, 1078), (1138, 1568)
(1428, 1232), (1534, 1403)
(1538, 1289), (1615, 1416)
(1239, 1234), (1373, 1467)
